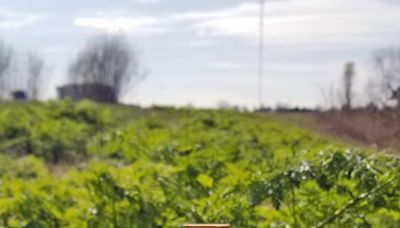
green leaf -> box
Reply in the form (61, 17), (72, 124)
(196, 174), (214, 188)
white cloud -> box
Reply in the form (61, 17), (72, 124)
(74, 17), (159, 33)
(0, 10), (42, 29)
(173, 0), (400, 46)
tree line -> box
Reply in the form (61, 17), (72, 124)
(318, 47), (400, 111)
(0, 41), (44, 100)
(1, 32), (400, 109)
(0, 34), (144, 103)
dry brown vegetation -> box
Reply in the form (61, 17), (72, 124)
(277, 110), (400, 153)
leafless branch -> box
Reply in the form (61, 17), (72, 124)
(0, 40), (13, 98)
(26, 52), (45, 100)
(68, 34), (145, 102)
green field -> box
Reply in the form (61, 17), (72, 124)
(0, 100), (399, 227)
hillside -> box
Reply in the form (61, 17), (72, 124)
(0, 101), (399, 227)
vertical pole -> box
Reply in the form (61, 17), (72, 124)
(259, 0), (265, 108)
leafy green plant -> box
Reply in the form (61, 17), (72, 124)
(0, 101), (398, 227)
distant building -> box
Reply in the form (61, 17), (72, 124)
(12, 91), (27, 101)
(57, 83), (117, 103)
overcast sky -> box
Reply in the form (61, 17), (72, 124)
(1, 0), (400, 108)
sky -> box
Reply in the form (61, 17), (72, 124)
(1, 0), (400, 108)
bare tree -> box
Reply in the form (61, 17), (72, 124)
(342, 62), (356, 111)
(0, 40), (13, 98)
(68, 34), (144, 102)
(316, 82), (339, 111)
(365, 79), (386, 109)
(26, 52), (45, 100)
(372, 48), (400, 108)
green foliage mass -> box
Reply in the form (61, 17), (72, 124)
(0, 101), (399, 227)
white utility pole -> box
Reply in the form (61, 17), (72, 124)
(258, 0), (265, 108)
